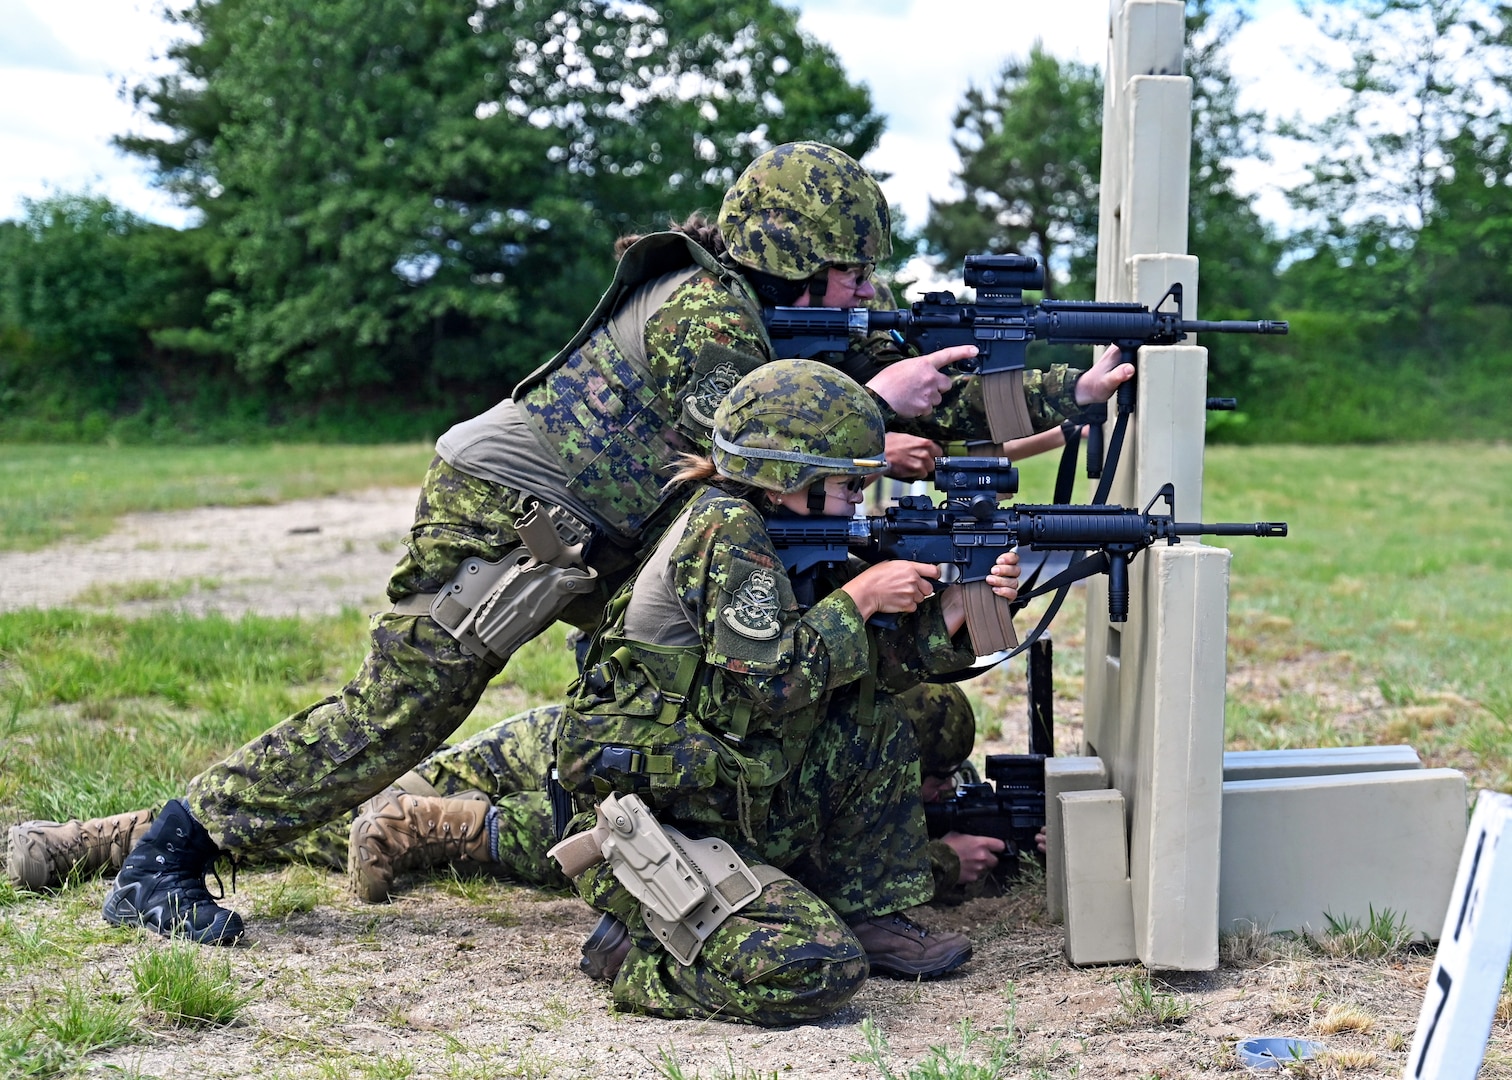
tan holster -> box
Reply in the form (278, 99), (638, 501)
(547, 793), (781, 965)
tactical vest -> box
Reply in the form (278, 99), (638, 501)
(513, 233), (773, 540)
(553, 499), (835, 848)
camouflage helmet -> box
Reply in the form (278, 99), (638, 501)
(719, 142), (892, 281)
(905, 683), (977, 777)
(712, 359), (886, 494)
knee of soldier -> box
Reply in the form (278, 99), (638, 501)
(702, 878), (868, 1027)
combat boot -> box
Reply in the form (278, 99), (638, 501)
(102, 799), (244, 945)
(579, 912), (632, 982)
(849, 912), (972, 979)
(8, 808), (155, 891)
(348, 791), (492, 903)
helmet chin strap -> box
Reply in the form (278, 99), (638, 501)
(739, 267), (806, 306)
(807, 484), (828, 514)
(806, 271), (829, 304)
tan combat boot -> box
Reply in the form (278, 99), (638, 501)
(348, 791), (492, 903)
(7, 809), (156, 891)
(849, 912), (973, 979)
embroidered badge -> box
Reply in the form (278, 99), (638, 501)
(721, 568), (783, 640)
(685, 362), (742, 428)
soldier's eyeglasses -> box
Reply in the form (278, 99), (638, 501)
(832, 476), (869, 494)
(833, 263), (874, 287)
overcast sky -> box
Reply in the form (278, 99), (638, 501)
(0, 0), (1339, 233)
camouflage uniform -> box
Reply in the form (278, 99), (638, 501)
(904, 683), (980, 897)
(183, 153), (1074, 862)
(273, 706), (568, 890)
(109, 144), (1077, 949)
(555, 482), (977, 1026)
(184, 246), (778, 858)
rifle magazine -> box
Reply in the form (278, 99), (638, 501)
(982, 369), (1035, 444)
(962, 579), (1018, 656)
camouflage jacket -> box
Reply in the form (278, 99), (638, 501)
(556, 484), (977, 847)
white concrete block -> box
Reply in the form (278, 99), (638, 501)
(1120, 0), (1185, 78)
(1127, 340), (1207, 519)
(1124, 76), (1191, 259)
(1128, 542), (1229, 970)
(1061, 789), (1138, 965)
(1046, 757), (1111, 922)
(1080, 576), (1117, 760)
(1220, 769), (1468, 939)
(1223, 745), (1422, 782)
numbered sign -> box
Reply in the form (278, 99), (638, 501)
(1405, 790), (1512, 1079)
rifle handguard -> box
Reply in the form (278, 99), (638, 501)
(961, 578), (1019, 656)
(981, 369), (1035, 445)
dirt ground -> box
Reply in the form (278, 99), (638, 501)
(3, 491), (1506, 1078)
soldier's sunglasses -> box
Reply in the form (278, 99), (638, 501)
(832, 263), (874, 287)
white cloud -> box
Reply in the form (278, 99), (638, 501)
(791, 0), (1109, 229)
(0, 0), (188, 225)
(0, 0), (97, 74)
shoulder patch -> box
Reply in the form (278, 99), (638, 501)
(684, 360), (742, 428)
(721, 566), (783, 640)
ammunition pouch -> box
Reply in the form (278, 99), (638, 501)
(546, 792), (776, 965)
(407, 499), (599, 666)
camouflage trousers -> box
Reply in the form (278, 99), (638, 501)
(185, 457), (619, 859)
(267, 706), (569, 890)
(566, 685), (934, 1026)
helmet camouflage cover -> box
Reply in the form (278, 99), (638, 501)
(712, 359), (886, 494)
(720, 141), (892, 281)
(908, 683), (977, 777)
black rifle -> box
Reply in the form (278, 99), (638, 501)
(762, 253), (1288, 490)
(924, 754), (1047, 878)
(766, 456), (1285, 657)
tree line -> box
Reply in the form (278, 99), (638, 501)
(1, 0), (1509, 444)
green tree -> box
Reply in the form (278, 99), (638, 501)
(1185, 0), (1283, 316)
(0, 193), (219, 413)
(922, 43), (1103, 298)
(120, 0), (884, 402)
(1183, 1), (1287, 417)
(1278, 0), (1512, 320)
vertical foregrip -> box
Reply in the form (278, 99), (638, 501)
(962, 579), (1019, 656)
(982, 370), (1035, 445)
(1106, 556), (1129, 622)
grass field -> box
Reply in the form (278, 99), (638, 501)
(1, 439), (1509, 1078)
(2, 440), (1508, 821)
(0, 443), (435, 552)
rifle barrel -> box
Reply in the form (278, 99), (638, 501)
(1185, 319), (1290, 335)
(1186, 522), (1289, 538)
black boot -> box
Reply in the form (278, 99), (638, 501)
(579, 912), (632, 982)
(102, 799), (244, 945)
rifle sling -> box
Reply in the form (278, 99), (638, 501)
(1091, 400), (1131, 506)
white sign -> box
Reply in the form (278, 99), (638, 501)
(1404, 790), (1512, 1079)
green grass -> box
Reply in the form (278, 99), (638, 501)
(0, 605), (574, 826)
(1201, 443), (1512, 788)
(1314, 905), (1419, 960)
(1113, 973), (1192, 1027)
(0, 439), (1506, 1077)
(0, 442), (434, 551)
(130, 940), (255, 1026)
(0, 982), (139, 1077)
